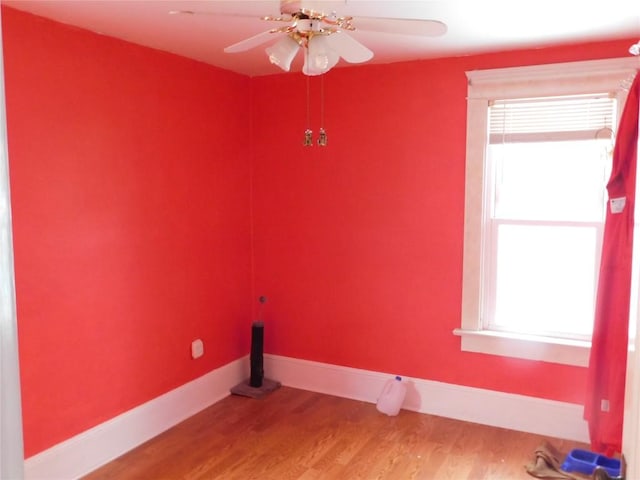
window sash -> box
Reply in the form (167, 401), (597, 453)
(482, 218), (603, 341)
(487, 139), (611, 223)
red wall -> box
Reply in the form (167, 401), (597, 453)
(2, 7), (253, 457)
(250, 38), (638, 405)
(4, 4), (637, 460)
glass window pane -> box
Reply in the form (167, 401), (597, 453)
(490, 139), (609, 222)
(491, 224), (597, 338)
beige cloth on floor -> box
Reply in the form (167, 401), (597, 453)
(525, 442), (581, 480)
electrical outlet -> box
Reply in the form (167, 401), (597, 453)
(191, 339), (204, 359)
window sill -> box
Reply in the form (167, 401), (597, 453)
(453, 328), (590, 367)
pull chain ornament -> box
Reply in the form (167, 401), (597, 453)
(303, 129), (313, 146)
(317, 128), (327, 146)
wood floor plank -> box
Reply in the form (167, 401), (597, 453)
(82, 386), (589, 480)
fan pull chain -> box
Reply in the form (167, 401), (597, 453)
(303, 63), (313, 146)
(302, 59), (328, 148)
(317, 75), (327, 146)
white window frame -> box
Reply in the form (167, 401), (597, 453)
(0, 10), (24, 477)
(454, 57), (638, 367)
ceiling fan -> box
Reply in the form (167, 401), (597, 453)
(175, 0), (447, 76)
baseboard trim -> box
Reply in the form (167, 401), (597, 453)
(25, 353), (589, 478)
(263, 354), (589, 443)
(24, 357), (248, 480)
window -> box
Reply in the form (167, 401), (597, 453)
(487, 94), (615, 340)
(455, 57), (637, 367)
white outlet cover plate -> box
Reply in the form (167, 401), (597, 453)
(191, 339), (204, 359)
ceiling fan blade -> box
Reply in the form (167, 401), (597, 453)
(169, 1), (282, 18)
(354, 17), (447, 37)
(324, 31), (373, 64)
(224, 30), (276, 53)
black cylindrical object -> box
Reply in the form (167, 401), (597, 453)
(249, 321), (264, 387)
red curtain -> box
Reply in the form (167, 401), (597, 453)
(585, 72), (639, 455)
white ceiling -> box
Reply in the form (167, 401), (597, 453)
(3, 0), (640, 77)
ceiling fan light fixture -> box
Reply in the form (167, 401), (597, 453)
(303, 34), (340, 76)
(266, 35), (301, 71)
(220, 0), (447, 76)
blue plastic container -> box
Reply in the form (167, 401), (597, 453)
(561, 449), (621, 477)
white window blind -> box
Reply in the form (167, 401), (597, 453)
(489, 93), (616, 144)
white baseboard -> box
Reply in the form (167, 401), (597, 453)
(24, 353), (589, 479)
(263, 354), (590, 443)
(24, 357), (248, 480)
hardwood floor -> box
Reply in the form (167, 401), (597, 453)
(82, 386), (588, 479)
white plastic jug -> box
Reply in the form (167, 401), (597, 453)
(376, 375), (406, 416)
